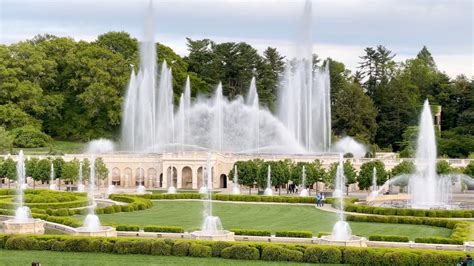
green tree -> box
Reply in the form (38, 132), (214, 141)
(94, 157), (109, 186)
(96, 31), (138, 61)
(328, 160), (357, 195)
(464, 161), (474, 178)
(391, 161), (415, 177)
(61, 159), (79, 184)
(0, 127), (13, 153)
(31, 159), (52, 187)
(436, 161), (452, 175)
(358, 160), (387, 190)
(2, 158), (16, 188)
(25, 157), (39, 180)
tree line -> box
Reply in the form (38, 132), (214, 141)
(0, 156), (108, 188)
(229, 159), (474, 194)
(0, 32), (472, 157)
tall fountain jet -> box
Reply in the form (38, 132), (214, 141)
(49, 163), (57, 190)
(264, 165), (273, 196)
(232, 165), (240, 195)
(278, 0), (331, 152)
(332, 154), (352, 241)
(409, 100), (451, 209)
(78, 160), (85, 192)
(299, 165), (309, 196)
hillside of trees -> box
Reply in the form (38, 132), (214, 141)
(0, 32), (472, 157)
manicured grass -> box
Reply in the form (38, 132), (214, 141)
(0, 250), (313, 266)
(10, 140), (86, 155)
(85, 201), (452, 240)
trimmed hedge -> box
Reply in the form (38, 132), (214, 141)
(131, 192), (356, 205)
(275, 230), (312, 238)
(144, 225), (184, 233)
(230, 229), (271, 237)
(369, 235), (410, 242)
(414, 237), (464, 245)
(347, 214), (471, 241)
(261, 245), (303, 262)
(0, 234), (468, 264)
(116, 225), (140, 232)
(345, 203), (474, 218)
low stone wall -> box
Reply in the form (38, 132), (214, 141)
(367, 240), (467, 251)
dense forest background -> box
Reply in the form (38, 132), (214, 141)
(0, 32), (472, 157)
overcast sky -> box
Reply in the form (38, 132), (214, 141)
(1, 0), (472, 77)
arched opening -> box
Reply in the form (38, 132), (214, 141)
(167, 166), (177, 187)
(135, 168), (145, 186)
(182, 167), (193, 189)
(220, 174), (227, 188)
(197, 167), (203, 188)
(147, 168), (157, 188)
(112, 168), (121, 186)
(159, 173), (163, 188)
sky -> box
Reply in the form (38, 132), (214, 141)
(0, 0), (473, 78)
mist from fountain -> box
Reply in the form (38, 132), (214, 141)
(232, 165), (240, 195)
(86, 138), (115, 154)
(49, 162), (57, 190)
(78, 160), (85, 192)
(83, 155), (100, 231)
(331, 154), (352, 241)
(120, 1), (330, 154)
(264, 165), (273, 196)
(299, 165), (309, 196)
(14, 151), (31, 223)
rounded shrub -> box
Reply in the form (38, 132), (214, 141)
(5, 236), (39, 250)
(261, 245), (303, 262)
(320, 247), (342, 263)
(342, 248), (376, 265)
(172, 241), (190, 256)
(383, 251), (419, 265)
(151, 239), (172, 256)
(211, 241), (233, 257)
(221, 244), (260, 260)
(303, 246), (323, 263)
(63, 238), (91, 252)
(113, 240), (134, 254)
(103, 206), (116, 214)
(188, 243), (212, 257)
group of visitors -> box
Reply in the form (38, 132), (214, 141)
(315, 193), (325, 207)
(287, 184), (298, 194)
(458, 254), (473, 266)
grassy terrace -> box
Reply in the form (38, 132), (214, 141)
(81, 201), (452, 240)
(0, 250), (313, 266)
(8, 140), (86, 155)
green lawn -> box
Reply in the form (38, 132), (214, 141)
(83, 201), (451, 240)
(0, 250), (316, 266)
(10, 140), (86, 155)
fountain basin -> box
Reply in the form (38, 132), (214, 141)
(299, 189), (309, 197)
(232, 187), (241, 195)
(2, 219), (45, 234)
(264, 188), (273, 196)
(320, 235), (367, 247)
(190, 230), (235, 241)
(74, 226), (117, 237)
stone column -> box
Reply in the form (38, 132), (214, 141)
(177, 166), (182, 189)
(162, 165), (168, 188)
